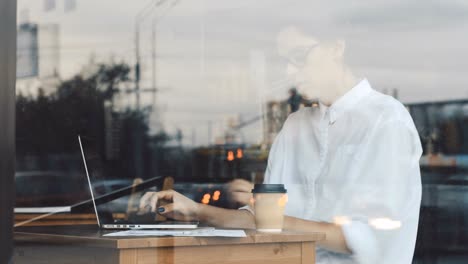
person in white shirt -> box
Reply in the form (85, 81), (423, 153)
(140, 27), (422, 264)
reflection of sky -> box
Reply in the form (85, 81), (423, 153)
(18, 0), (468, 145)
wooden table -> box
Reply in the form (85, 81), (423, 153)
(14, 225), (325, 264)
(15, 213), (126, 226)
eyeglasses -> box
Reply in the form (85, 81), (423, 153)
(286, 43), (319, 68)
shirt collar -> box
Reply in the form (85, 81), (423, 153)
(320, 79), (372, 124)
(319, 101), (328, 118)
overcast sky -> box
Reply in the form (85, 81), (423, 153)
(18, 0), (468, 145)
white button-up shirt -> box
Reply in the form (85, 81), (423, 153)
(264, 79), (422, 264)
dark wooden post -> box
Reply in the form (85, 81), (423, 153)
(0, 0), (17, 263)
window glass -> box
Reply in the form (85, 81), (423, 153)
(14, 1), (468, 263)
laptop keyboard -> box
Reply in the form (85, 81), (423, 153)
(115, 212), (157, 224)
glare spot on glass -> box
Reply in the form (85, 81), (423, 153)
(333, 216), (351, 226)
(369, 218), (401, 230)
(277, 194), (288, 207)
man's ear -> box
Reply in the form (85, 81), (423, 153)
(332, 39), (346, 60)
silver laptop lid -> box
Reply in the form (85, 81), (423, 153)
(78, 135), (101, 227)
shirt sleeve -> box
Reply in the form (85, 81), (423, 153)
(339, 119), (422, 264)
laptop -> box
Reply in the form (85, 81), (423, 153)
(78, 135), (198, 229)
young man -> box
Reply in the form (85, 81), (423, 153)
(140, 27), (422, 264)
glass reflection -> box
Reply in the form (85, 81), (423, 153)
(13, 1), (468, 264)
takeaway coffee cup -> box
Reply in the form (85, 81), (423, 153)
(252, 184), (287, 232)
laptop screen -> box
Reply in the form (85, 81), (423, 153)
(78, 135), (128, 225)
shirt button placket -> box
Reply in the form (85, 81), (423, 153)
(309, 112), (329, 215)
(319, 110), (329, 176)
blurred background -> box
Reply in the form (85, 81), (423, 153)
(14, 1), (468, 263)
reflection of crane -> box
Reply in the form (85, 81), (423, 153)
(232, 115), (264, 130)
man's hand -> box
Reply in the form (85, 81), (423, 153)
(226, 179), (254, 207)
(139, 190), (200, 221)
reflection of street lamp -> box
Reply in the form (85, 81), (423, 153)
(134, 0), (167, 111)
(227, 151), (235, 161)
(133, 0), (167, 179)
(150, 0), (180, 108)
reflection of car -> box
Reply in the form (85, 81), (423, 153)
(15, 171), (89, 207)
(16, 171), (233, 212)
(16, 171), (134, 212)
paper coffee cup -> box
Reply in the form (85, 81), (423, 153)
(252, 184), (287, 232)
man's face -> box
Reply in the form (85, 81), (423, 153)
(278, 28), (345, 104)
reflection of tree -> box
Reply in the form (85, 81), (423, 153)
(16, 62), (209, 180)
(15, 62), (176, 179)
(17, 63), (132, 156)
(95, 63), (131, 102)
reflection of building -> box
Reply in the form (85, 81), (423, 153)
(17, 23), (39, 79)
(263, 101), (288, 145)
(16, 23), (60, 97)
(104, 102), (122, 160)
(223, 115), (243, 144)
(192, 144), (246, 180)
(38, 24), (60, 78)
